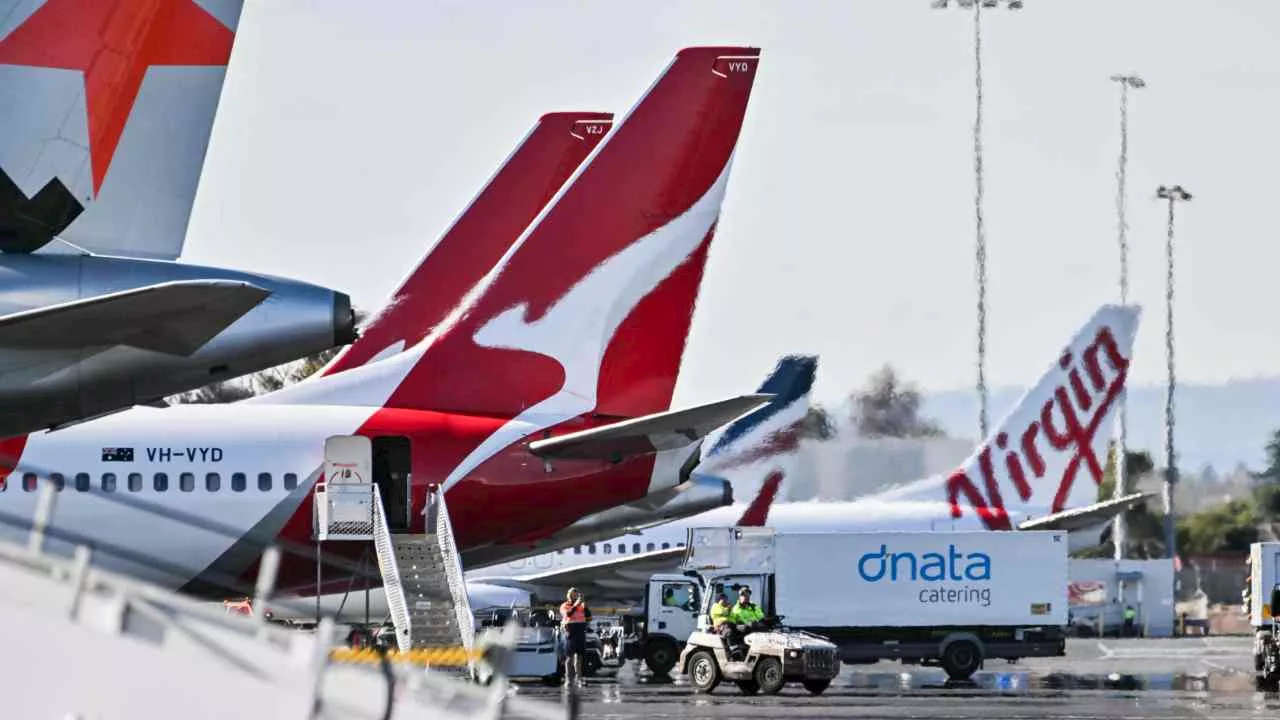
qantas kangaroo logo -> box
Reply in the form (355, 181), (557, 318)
(946, 324), (1130, 531)
(439, 160), (735, 491)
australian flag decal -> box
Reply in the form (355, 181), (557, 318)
(102, 447), (134, 462)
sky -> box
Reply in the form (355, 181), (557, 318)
(183, 0), (1280, 413)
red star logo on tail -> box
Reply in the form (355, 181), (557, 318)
(0, 0), (236, 196)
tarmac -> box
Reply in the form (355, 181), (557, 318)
(507, 637), (1280, 719)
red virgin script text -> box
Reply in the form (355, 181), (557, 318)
(946, 326), (1129, 531)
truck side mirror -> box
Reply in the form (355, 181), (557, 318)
(1270, 586), (1280, 617)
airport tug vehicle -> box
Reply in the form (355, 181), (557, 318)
(678, 617), (839, 695)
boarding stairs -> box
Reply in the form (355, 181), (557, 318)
(314, 472), (475, 673)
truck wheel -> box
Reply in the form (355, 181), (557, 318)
(736, 680), (760, 695)
(941, 641), (981, 681)
(688, 651), (721, 693)
(644, 637), (678, 676)
(802, 679), (830, 695)
(1256, 652), (1265, 673)
(754, 656), (785, 695)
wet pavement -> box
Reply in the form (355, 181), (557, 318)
(506, 637), (1280, 718)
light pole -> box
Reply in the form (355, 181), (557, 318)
(932, 0), (1023, 440)
(1156, 184), (1191, 561)
(1109, 72), (1144, 560)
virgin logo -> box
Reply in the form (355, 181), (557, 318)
(946, 326), (1130, 531)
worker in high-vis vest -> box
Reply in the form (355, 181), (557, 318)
(560, 587), (592, 688)
(709, 593), (732, 630)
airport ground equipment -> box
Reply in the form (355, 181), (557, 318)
(636, 527), (1069, 681)
(677, 617), (839, 695)
(315, 436), (475, 672)
(1, 482), (571, 719)
(1247, 542), (1280, 684)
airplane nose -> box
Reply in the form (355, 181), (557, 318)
(332, 291), (357, 345)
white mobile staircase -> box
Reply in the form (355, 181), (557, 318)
(315, 477), (475, 672)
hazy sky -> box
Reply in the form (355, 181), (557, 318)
(183, 0), (1280, 412)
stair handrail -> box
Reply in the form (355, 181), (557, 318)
(372, 488), (413, 652)
(428, 484), (475, 672)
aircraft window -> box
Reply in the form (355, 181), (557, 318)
(23, 473), (39, 492)
(75, 472), (90, 492)
(50, 473), (64, 492)
(206, 473), (221, 492)
(231, 472), (246, 492)
(618, 544), (626, 554)
(588, 544), (596, 555)
(661, 543), (670, 550)
(646, 543), (655, 552)
(102, 473), (117, 493)
(284, 473), (298, 490)
(154, 473), (168, 492)
(677, 542), (686, 548)
(633, 543), (641, 554)
(128, 473), (142, 492)
(574, 546), (582, 555)
(258, 473), (272, 491)
(603, 545), (612, 555)
(180, 472), (195, 492)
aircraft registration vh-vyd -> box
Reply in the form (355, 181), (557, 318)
(0, 46), (769, 600)
(0, 0), (356, 436)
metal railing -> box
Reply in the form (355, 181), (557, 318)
(429, 486), (476, 668)
(371, 489), (413, 652)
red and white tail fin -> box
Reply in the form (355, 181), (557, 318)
(319, 111), (614, 376)
(877, 304), (1141, 531)
(0, 0), (243, 259)
(735, 469), (783, 526)
(383, 47), (762, 419)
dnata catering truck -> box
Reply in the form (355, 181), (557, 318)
(1246, 542), (1280, 684)
(639, 527), (1069, 681)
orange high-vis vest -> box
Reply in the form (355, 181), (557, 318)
(561, 601), (587, 624)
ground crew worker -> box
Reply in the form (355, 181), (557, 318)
(731, 587), (764, 627)
(1123, 605), (1137, 637)
(710, 592), (732, 630)
(560, 587), (591, 688)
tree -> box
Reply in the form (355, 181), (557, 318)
(850, 364), (943, 439)
(798, 404), (836, 441)
(1177, 499), (1258, 555)
(1259, 429), (1280, 483)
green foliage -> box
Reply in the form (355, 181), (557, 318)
(1177, 499), (1258, 554)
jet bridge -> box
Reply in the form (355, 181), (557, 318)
(315, 435), (476, 671)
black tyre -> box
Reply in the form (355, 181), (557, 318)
(736, 679), (760, 695)
(802, 679), (830, 695)
(941, 641), (982, 681)
(688, 650), (721, 694)
(754, 656), (785, 695)
(644, 637), (678, 676)
(1256, 652), (1265, 673)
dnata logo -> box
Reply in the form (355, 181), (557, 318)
(857, 544), (992, 583)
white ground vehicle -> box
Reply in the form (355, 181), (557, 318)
(638, 527), (1069, 681)
(475, 608), (562, 684)
(678, 619), (839, 695)
(1246, 542), (1280, 686)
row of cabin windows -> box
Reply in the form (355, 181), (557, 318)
(559, 541), (685, 556)
(1, 472), (300, 494)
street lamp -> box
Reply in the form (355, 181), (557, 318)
(932, 0), (1023, 440)
(1156, 184), (1192, 562)
(1109, 72), (1145, 561)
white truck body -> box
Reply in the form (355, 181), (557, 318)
(771, 531), (1068, 627)
(1249, 542), (1280, 627)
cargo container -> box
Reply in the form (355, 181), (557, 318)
(636, 527), (1069, 680)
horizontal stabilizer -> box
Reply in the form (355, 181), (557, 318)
(1017, 492), (1151, 533)
(0, 280), (270, 355)
(527, 394), (773, 461)
(483, 546), (686, 596)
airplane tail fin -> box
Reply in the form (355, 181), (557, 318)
(319, 112), (613, 376)
(735, 469), (783, 526)
(706, 355), (818, 461)
(258, 47), (762, 423)
(378, 47), (762, 418)
(877, 304), (1141, 531)
(0, 0), (245, 259)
